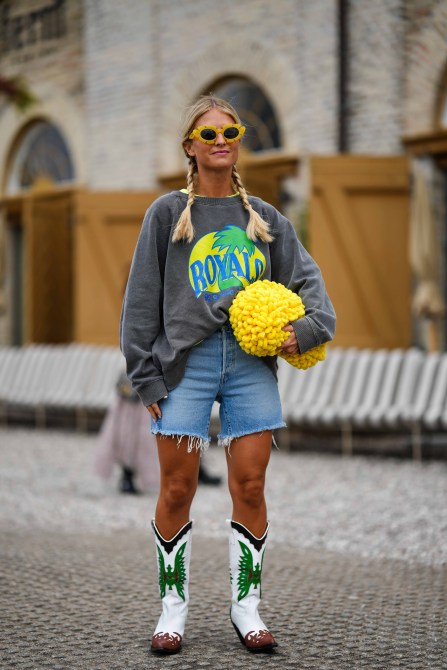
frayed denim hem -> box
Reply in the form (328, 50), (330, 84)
(152, 431), (210, 454)
(218, 422), (286, 452)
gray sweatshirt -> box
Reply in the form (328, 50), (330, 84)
(120, 191), (336, 407)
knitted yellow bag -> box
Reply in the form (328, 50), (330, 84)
(229, 279), (326, 370)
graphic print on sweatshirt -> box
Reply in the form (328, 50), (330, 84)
(188, 225), (266, 301)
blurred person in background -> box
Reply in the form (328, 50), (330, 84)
(94, 355), (221, 495)
(120, 95), (335, 654)
(94, 261), (222, 494)
(94, 370), (159, 494)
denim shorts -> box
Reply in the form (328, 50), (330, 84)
(151, 323), (286, 451)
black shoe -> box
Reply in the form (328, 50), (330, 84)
(198, 463), (222, 486)
(120, 467), (139, 494)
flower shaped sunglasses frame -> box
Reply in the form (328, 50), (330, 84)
(188, 123), (246, 144)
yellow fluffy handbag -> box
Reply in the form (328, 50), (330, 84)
(229, 279), (326, 370)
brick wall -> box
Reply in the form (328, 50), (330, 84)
(84, 0), (155, 189)
(296, 0), (338, 154)
(404, 0), (447, 134)
(348, 0), (405, 154)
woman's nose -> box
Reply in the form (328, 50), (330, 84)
(215, 131), (226, 145)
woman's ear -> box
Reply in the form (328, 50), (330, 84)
(184, 141), (195, 158)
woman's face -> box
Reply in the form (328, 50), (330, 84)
(184, 109), (241, 174)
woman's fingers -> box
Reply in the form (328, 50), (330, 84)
(280, 324), (299, 354)
(146, 402), (162, 420)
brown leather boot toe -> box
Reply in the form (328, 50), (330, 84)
(244, 629), (278, 652)
(150, 632), (182, 654)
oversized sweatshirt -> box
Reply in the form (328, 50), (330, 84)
(120, 191), (336, 407)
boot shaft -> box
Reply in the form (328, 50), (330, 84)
(229, 520), (269, 603)
(152, 520), (193, 604)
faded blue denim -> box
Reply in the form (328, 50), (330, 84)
(151, 323), (286, 451)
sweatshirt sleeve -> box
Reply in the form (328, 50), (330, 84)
(268, 208), (336, 353)
(120, 200), (171, 406)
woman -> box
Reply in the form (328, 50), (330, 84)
(120, 95), (335, 654)
(94, 371), (160, 494)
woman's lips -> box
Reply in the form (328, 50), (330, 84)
(213, 150), (229, 155)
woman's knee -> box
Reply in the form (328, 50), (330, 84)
(230, 475), (265, 508)
(160, 475), (197, 510)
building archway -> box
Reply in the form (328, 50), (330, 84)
(210, 76), (282, 152)
(157, 38), (301, 176)
(5, 119), (75, 195)
(1, 119), (76, 344)
(0, 89), (86, 195)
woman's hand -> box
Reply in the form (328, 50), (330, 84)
(146, 402), (162, 421)
(280, 325), (300, 355)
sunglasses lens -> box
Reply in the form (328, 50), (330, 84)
(224, 127), (240, 140)
(200, 128), (217, 141)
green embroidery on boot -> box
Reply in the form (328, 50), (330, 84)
(236, 541), (262, 601)
(157, 542), (187, 601)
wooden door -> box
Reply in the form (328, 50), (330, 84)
(23, 189), (73, 343)
(74, 191), (158, 345)
(310, 156), (411, 349)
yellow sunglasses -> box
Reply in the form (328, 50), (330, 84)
(188, 124), (246, 144)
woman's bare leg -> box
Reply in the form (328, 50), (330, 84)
(225, 431), (272, 536)
(155, 435), (201, 539)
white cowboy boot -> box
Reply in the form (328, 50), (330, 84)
(228, 520), (278, 652)
(150, 519), (193, 654)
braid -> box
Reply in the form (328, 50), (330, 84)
(232, 166), (273, 243)
(172, 160), (197, 243)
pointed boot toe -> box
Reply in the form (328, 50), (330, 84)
(151, 631), (182, 654)
(231, 617), (278, 653)
(243, 629), (278, 653)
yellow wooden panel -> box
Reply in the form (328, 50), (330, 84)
(310, 156), (411, 349)
(23, 191), (73, 343)
(73, 191), (158, 345)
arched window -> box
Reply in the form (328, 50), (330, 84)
(6, 120), (74, 194)
(210, 77), (281, 152)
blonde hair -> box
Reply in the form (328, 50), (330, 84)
(172, 95), (272, 244)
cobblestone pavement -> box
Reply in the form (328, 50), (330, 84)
(1, 427), (446, 669)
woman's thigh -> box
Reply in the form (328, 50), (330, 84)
(156, 435), (201, 484)
(225, 430), (273, 491)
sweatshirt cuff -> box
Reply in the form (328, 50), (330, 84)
(137, 378), (168, 407)
(291, 316), (318, 354)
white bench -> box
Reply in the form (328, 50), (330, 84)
(277, 347), (447, 458)
(1, 344), (445, 456)
(0, 344), (125, 429)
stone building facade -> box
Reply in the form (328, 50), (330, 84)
(2, 0), (447, 191)
(0, 0), (447, 347)
(0, 0), (86, 186)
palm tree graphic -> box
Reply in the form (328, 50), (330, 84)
(211, 225), (257, 291)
